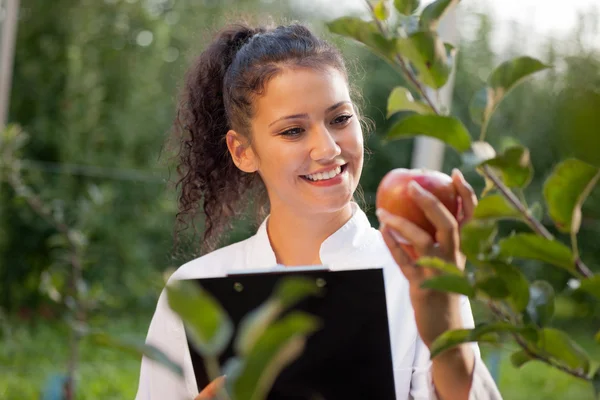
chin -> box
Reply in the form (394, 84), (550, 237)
(310, 193), (354, 215)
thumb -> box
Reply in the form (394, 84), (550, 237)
(195, 375), (226, 400)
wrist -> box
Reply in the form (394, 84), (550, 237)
(431, 344), (475, 400)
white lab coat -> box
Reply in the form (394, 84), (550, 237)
(135, 203), (503, 399)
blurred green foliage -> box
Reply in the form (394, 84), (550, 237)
(2, 0), (600, 398)
(3, 0), (599, 329)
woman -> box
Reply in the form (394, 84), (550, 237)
(136, 20), (503, 400)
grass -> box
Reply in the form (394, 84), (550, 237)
(1, 314), (598, 399)
(0, 313), (152, 400)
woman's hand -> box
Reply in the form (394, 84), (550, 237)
(195, 376), (226, 400)
(376, 168), (477, 348)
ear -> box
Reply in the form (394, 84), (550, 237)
(226, 130), (258, 173)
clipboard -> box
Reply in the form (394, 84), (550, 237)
(185, 266), (397, 399)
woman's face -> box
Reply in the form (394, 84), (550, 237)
(228, 66), (364, 217)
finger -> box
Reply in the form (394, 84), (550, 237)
(408, 181), (459, 254)
(380, 224), (423, 282)
(196, 376), (226, 400)
(452, 168), (478, 226)
(376, 208), (436, 256)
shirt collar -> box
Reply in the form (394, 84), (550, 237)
(245, 202), (376, 270)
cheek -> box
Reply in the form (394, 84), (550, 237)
(256, 142), (301, 178)
(343, 124), (364, 157)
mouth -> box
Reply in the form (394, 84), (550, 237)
(300, 164), (347, 182)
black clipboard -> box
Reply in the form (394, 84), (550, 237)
(185, 266), (397, 400)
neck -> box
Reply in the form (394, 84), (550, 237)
(266, 203), (354, 266)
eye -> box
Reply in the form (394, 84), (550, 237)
(279, 127), (304, 137)
(332, 114), (353, 125)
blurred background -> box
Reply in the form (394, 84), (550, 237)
(1, 0), (599, 398)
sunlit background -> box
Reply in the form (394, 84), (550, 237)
(1, 0), (599, 398)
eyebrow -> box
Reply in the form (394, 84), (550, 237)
(267, 101), (352, 127)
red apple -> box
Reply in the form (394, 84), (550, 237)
(376, 168), (460, 258)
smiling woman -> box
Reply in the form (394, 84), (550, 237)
(226, 66), (364, 251)
(136, 19), (504, 400)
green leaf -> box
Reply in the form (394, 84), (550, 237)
(420, 275), (475, 297)
(595, 330), (600, 344)
(272, 276), (324, 308)
(228, 312), (321, 400)
(510, 349), (534, 368)
(579, 275), (600, 300)
(429, 322), (521, 358)
(475, 276), (510, 299)
(462, 140), (497, 167)
(473, 194), (522, 221)
(397, 13), (421, 35)
(394, 0), (420, 15)
(90, 332), (183, 377)
(478, 146), (533, 188)
(416, 256), (463, 275)
(166, 280), (233, 357)
(488, 56), (550, 92)
(499, 234), (575, 273)
(529, 201), (544, 222)
(525, 281), (555, 327)
(235, 301), (281, 357)
(374, 0), (390, 20)
(593, 369), (600, 399)
(419, 0), (459, 31)
(487, 261), (530, 312)
(460, 220), (498, 262)
(396, 31), (453, 89)
(386, 115), (471, 153)
(235, 277), (323, 355)
(326, 17), (397, 62)
(537, 328), (591, 374)
(470, 56), (550, 126)
(543, 158), (600, 234)
(387, 86), (433, 117)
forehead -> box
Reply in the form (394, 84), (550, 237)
(253, 66), (350, 120)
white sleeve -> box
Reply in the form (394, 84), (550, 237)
(135, 290), (198, 400)
(409, 296), (503, 400)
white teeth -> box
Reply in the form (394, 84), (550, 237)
(304, 166), (344, 182)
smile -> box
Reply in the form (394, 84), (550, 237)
(302, 164), (346, 182)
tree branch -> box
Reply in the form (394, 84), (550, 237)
(7, 168), (85, 400)
(394, 55), (440, 113)
(364, 0), (595, 278)
(364, 1), (387, 35)
(511, 333), (589, 381)
(481, 165), (593, 278)
(488, 302), (590, 382)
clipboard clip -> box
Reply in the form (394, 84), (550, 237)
(227, 264), (331, 277)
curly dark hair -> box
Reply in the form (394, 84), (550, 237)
(171, 20), (363, 254)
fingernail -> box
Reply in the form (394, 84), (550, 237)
(409, 180), (425, 193)
(376, 208), (388, 219)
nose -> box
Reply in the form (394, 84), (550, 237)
(309, 125), (341, 161)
